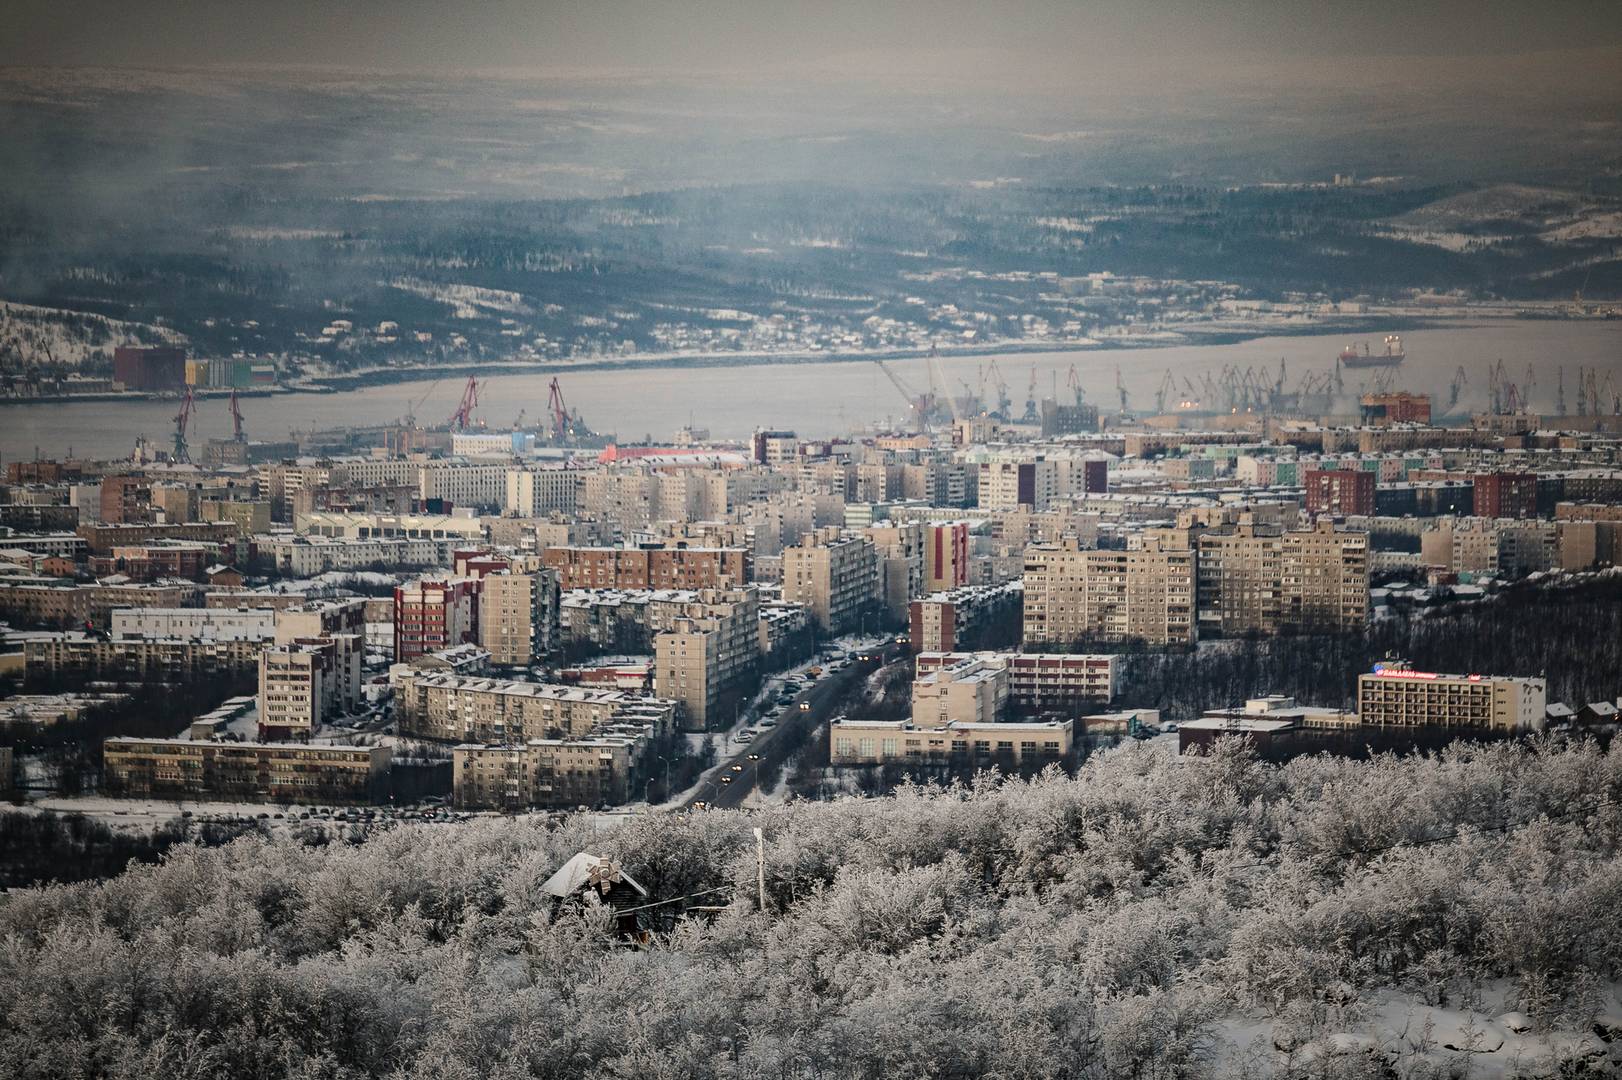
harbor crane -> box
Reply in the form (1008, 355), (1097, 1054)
(1155, 370), (1176, 415)
(1022, 364), (1039, 423)
(1065, 364), (1084, 407)
(874, 359), (935, 431)
(403, 378), (442, 428)
(228, 388), (246, 442)
(548, 377), (572, 441)
(1448, 366), (1468, 411)
(1115, 366), (1130, 415)
(448, 374), (482, 430)
(985, 358), (1012, 417)
(172, 386), (195, 463)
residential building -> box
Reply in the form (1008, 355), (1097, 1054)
(394, 577), (481, 662)
(1473, 471), (1538, 520)
(104, 738), (390, 804)
(781, 533), (879, 635)
(479, 569), (562, 666)
(1021, 532), (1196, 646)
(541, 545), (749, 591)
(1357, 664), (1546, 732)
(916, 651), (1118, 712)
(1304, 469), (1376, 517)
(979, 459), (1058, 512)
(653, 587), (761, 731)
(908, 581), (1022, 653)
(395, 672), (677, 743)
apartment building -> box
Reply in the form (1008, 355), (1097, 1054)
(258, 643), (333, 740)
(293, 510), (487, 542)
(257, 535), (454, 576)
(653, 587), (761, 731)
(505, 467), (582, 516)
(978, 459), (1058, 512)
(924, 521), (971, 592)
(1195, 518), (1368, 636)
(418, 462), (508, 510)
(104, 737), (390, 804)
(864, 521), (926, 621)
(478, 569), (561, 666)
(1304, 469), (1376, 517)
(908, 581), (1022, 653)
(1473, 471), (1538, 520)
(916, 652), (1118, 712)
(394, 577), (481, 662)
(1420, 518), (1558, 578)
(395, 672), (677, 743)
(112, 606), (275, 641)
(911, 656), (1009, 727)
(541, 545), (749, 591)
(1357, 665), (1546, 732)
(1021, 532), (1196, 647)
(453, 735), (648, 810)
(24, 634), (261, 680)
(830, 716), (1074, 768)
(781, 533), (880, 636)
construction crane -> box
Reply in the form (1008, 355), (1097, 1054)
(228, 388), (246, 442)
(172, 386), (195, 463)
(548, 377), (571, 441)
(448, 374), (481, 430)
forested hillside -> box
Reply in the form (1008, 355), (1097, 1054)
(3, 737), (1620, 1078)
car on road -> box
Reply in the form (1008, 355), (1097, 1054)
(760, 718), (777, 727)
(730, 764), (744, 773)
(720, 775), (734, 784)
(736, 731), (755, 742)
(747, 753), (760, 761)
(799, 701), (812, 711)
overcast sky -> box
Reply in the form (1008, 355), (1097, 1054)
(4, 0), (1621, 76)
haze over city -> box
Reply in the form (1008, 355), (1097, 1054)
(1, 3), (1621, 1079)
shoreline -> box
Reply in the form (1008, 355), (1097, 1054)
(0, 311), (1607, 409)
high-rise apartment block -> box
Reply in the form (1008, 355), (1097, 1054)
(1021, 532), (1196, 647)
(1304, 469), (1376, 517)
(394, 577), (481, 661)
(781, 533), (880, 636)
(1195, 519), (1368, 636)
(653, 587), (761, 730)
(1473, 472), (1538, 520)
(479, 569), (561, 666)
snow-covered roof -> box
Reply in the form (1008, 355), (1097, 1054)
(541, 852), (647, 899)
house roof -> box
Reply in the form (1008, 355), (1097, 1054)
(541, 852), (647, 900)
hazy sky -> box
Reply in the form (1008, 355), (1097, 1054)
(4, 0), (1621, 75)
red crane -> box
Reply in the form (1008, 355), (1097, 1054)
(228, 388), (246, 442)
(448, 374), (481, 430)
(172, 386), (195, 463)
(548, 377), (570, 441)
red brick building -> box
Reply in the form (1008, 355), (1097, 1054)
(1473, 472), (1538, 520)
(394, 577), (481, 661)
(1359, 392), (1432, 426)
(112, 347), (187, 391)
(1304, 469), (1376, 517)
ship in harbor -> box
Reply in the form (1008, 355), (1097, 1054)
(1339, 334), (1406, 369)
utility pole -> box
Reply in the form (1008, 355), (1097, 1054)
(753, 827), (767, 912)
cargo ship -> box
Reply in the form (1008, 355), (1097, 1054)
(1339, 334), (1405, 369)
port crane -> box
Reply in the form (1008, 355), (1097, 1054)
(402, 378), (443, 428)
(228, 388), (246, 442)
(1155, 370), (1176, 414)
(1447, 366), (1468, 411)
(1022, 364), (1039, 423)
(874, 359), (935, 431)
(1114, 366), (1130, 415)
(548, 377), (572, 441)
(985, 358), (1012, 417)
(172, 386), (195, 463)
(448, 374), (482, 430)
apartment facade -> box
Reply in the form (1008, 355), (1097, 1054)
(781, 533), (880, 636)
(1021, 533), (1196, 647)
(541, 545), (749, 591)
(104, 737), (390, 804)
(395, 672), (676, 743)
(1195, 519), (1368, 636)
(653, 587), (762, 731)
(394, 577), (481, 662)
(479, 569), (562, 666)
(916, 651), (1118, 712)
(1304, 469), (1376, 517)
